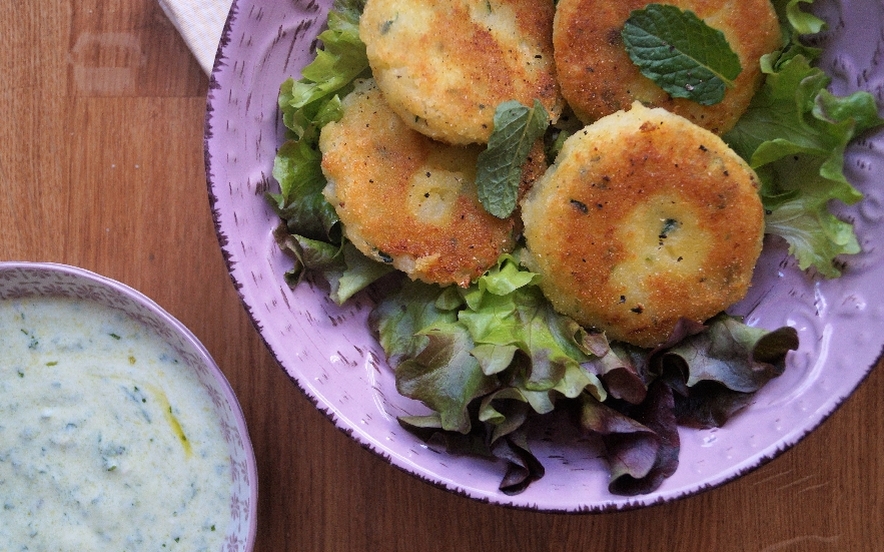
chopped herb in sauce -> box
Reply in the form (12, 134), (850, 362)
(0, 296), (233, 549)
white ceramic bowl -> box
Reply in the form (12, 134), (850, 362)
(0, 261), (257, 550)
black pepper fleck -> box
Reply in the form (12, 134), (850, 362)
(570, 199), (589, 214)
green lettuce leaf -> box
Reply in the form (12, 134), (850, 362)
(585, 341), (653, 405)
(724, 0), (884, 277)
(369, 278), (457, 367)
(773, 0), (826, 36)
(269, 0), (391, 303)
(655, 314), (799, 428)
(579, 382), (680, 496)
(395, 321), (499, 434)
(370, 251), (797, 495)
(282, 4), (369, 126)
(492, 426), (546, 495)
(456, 255), (608, 409)
(397, 404), (545, 495)
(273, 227), (392, 304)
(272, 0), (368, 215)
(370, 255), (608, 431)
(370, 279), (496, 433)
(656, 314), (798, 393)
(269, 136), (339, 242)
(397, 412), (494, 459)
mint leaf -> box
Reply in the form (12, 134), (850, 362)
(622, 4), (742, 106)
(476, 100), (549, 219)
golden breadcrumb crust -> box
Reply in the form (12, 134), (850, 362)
(360, 0), (562, 145)
(520, 103), (764, 347)
(553, 0), (782, 134)
(320, 79), (545, 287)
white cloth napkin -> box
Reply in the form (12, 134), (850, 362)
(158, 0), (233, 75)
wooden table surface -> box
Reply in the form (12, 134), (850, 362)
(4, 2), (883, 550)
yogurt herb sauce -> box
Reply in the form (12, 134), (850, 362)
(0, 297), (232, 551)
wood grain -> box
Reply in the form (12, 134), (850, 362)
(2, 1), (882, 550)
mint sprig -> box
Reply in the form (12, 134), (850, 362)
(622, 4), (742, 106)
(476, 100), (549, 219)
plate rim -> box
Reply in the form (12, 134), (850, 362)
(203, 0), (884, 513)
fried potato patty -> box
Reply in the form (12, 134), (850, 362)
(520, 102), (764, 348)
(320, 79), (542, 287)
(553, 0), (781, 134)
(359, 0), (562, 145)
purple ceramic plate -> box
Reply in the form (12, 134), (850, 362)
(0, 262), (258, 548)
(205, 0), (884, 511)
